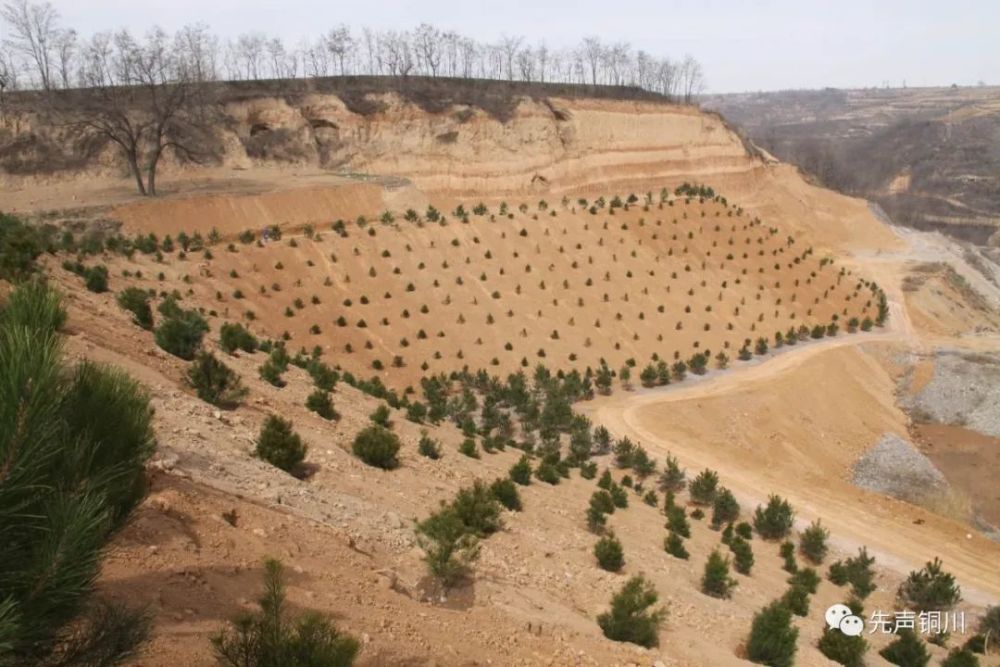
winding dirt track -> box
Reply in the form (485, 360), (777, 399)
(583, 292), (1000, 606)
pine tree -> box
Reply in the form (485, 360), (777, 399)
(256, 415), (307, 473)
(879, 628), (930, 667)
(664, 532), (689, 560)
(818, 625), (868, 667)
(711, 487), (740, 527)
(187, 351), (248, 408)
(213, 559), (359, 666)
(657, 454), (687, 492)
(0, 282), (154, 664)
(597, 576), (665, 648)
(730, 536), (755, 575)
(689, 468), (719, 504)
(594, 534), (625, 572)
(897, 558), (962, 612)
(799, 519), (830, 564)
(702, 549), (738, 599)
(746, 600), (799, 667)
(753, 495), (795, 540)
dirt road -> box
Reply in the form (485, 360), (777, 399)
(583, 282), (1000, 607)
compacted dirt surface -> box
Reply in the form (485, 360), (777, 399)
(3, 91), (999, 666)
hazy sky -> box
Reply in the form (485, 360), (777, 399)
(37, 0), (1000, 93)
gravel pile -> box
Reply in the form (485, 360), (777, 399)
(906, 351), (1000, 437)
(851, 433), (949, 504)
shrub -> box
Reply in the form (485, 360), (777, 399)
(255, 415), (306, 473)
(259, 358), (286, 387)
(590, 490), (616, 516)
(459, 438), (480, 459)
(0, 282), (154, 664)
(369, 403), (392, 428)
(213, 559), (358, 667)
(711, 487), (740, 527)
(154, 309), (209, 360)
(597, 576), (665, 648)
(187, 351), (248, 408)
(306, 389), (338, 420)
(664, 532), (689, 559)
(509, 456), (532, 484)
(594, 534), (625, 572)
(780, 540), (798, 573)
(730, 536), (754, 575)
(219, 321), (258, 354)
(828, 547), (877, 599)
(117, 286), (154, 329)
(418, 434), (442, 459)
(879, 629), (930, 667)
(702, 549), (737, 598)
(689, 468), (719, 504)
(818, 625), (868, 667)
(746, 600), (799, 667)
(799, 519), (830, 564)
(450, 481), (503, 536)
(490, 478), (522, 511)
(351, 425), (400, 470)
(753, 495), (794, 540)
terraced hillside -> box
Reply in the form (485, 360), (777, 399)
(50, 186), (880, 388)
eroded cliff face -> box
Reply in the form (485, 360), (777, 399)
(223, 93), (754, 193)
(0, 91), (754, 196)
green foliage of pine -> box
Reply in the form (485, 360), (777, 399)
(702, 549), (738, 599)
(219, 321), (258, 354)
(597, 576), (665, 648)
(0, 212), (48, 281)
(746, 600), (799, 667)
(799, 519), (830, 564)
(897, 557), (962, 612)
(187, 351), (248, 408)
(154, 308), (209, 360)
(450, 480), (503, 537)
(256, 415), (307, 473)
(489, 478), (522, 512)
(712, 487), (740, 527)
(509, 455), (532, 484)
(117, 287), (154, 329)
(664, 532), (689, 560)
(416, 507), (480, 590)
(879, 629), (930, 667)
(212, 559), (359, 667)
(828, 547), (877, 599)
(753, 495), (795, 540)
(689, 469), (719, 504)
(418, 433), (442, 459)
(351, 425), (400, 470)
(594, 534), (625, 572)
(730, 536), (755, 575)
(941, 648), (980, 667)
(369, 403), (392, 428)
(818, 625), (868, 667)
(306, 389), (338, 420)
(0, 282), (154, 664)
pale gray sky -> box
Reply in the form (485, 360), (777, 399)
(36, 0), (1000, 92)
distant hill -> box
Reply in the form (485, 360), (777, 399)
(704, 86), (1000, 245)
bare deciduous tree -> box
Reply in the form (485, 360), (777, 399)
(1, 0), (58, 90)
(71, 28), (217, 195)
